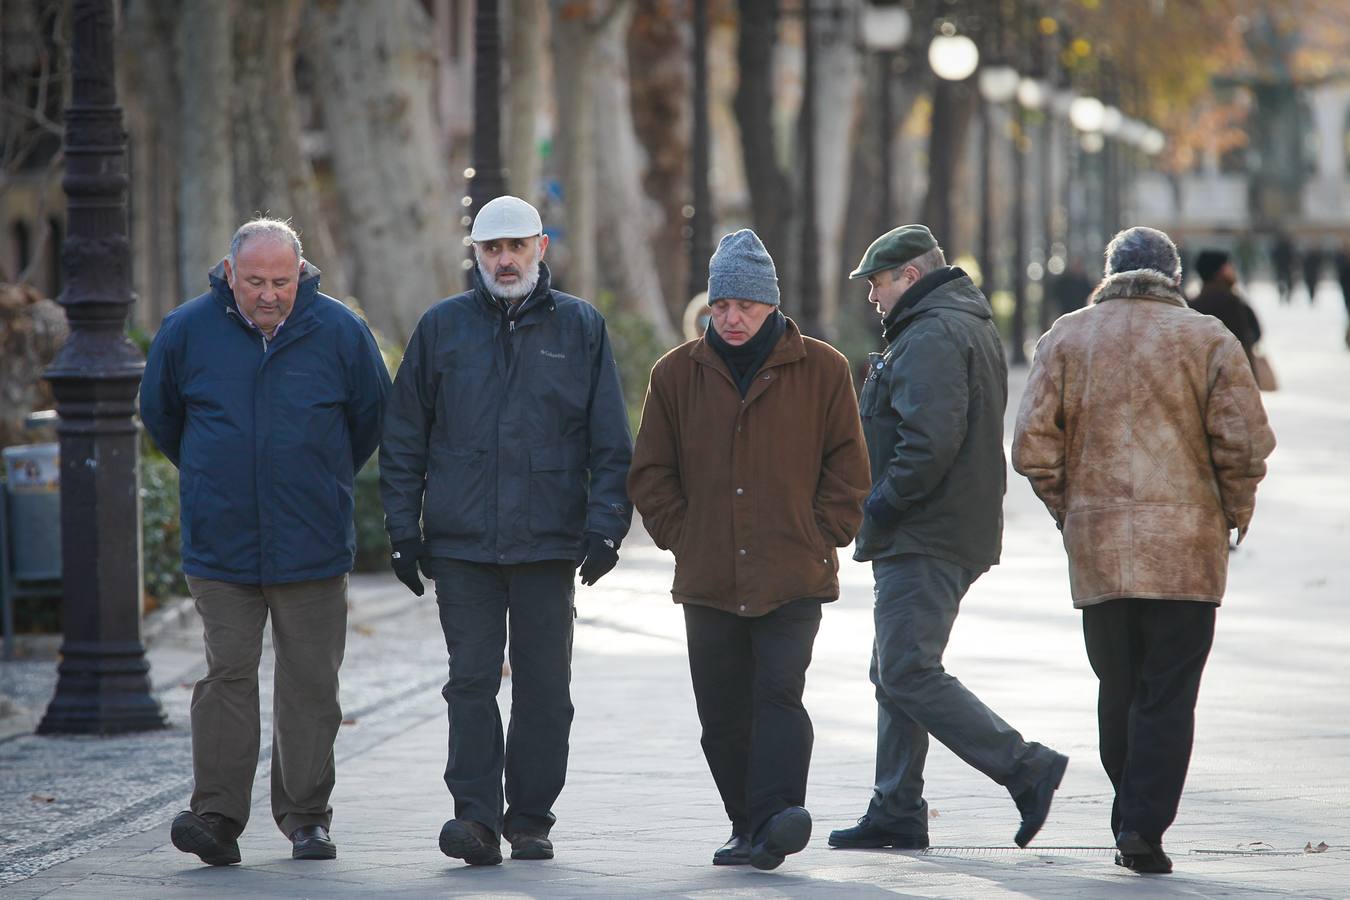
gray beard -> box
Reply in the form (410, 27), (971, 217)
(479, 261), (540, 301)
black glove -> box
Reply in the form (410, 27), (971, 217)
(865, 484), (904, 530)
(390, 538), (424, 596)
(575, 532), (619, 586)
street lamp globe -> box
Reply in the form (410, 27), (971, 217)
(928, 32), (979, 81)
(860, 4), (911, 52)
(1101, 105), (1124, 136)
(1141, 128), (1167, 155)
(1069, 95), (1106, 132)
(1017, 77), (1048, 109)
(978, 64), (1020, 103)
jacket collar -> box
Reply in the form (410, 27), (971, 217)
(1089, 269), (1186, 308)
(882, 266), (987, 344)
(690, 314), (807, 382)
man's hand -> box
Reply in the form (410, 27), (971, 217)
(865, 484), (904, 530)
(390, 538), (425, 596)
(575, 532), (619, 586)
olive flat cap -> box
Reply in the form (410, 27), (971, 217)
(849, 224), (939, 279)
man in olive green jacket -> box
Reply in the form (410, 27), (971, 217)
(829, 224), (1068, 854)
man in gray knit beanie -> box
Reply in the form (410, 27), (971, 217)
(708, 228), (780, 308)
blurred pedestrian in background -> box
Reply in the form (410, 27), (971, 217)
(1189, 249), (1262, 375)
(1014, 226), (1275, 875)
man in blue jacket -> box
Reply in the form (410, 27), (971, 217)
(380, 195), (632, 866)
(140, 218), (390, 867)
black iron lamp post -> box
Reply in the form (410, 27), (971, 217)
(464, 0), (508, 286)
(860, 3), (911, 237)
(38, 0), (166, 735)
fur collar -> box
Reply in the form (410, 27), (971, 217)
(1089, 269), (1186, 308)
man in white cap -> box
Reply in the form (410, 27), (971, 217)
(380, 196), (633, 866)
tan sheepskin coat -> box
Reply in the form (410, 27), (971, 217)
(1012, 269), (1276, 608)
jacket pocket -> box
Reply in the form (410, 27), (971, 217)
(424, 448), (489, 542)
(529, 445), (587, 544)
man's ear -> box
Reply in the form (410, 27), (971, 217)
(537, 233), (550, 259)
(222, 257), (234, 285)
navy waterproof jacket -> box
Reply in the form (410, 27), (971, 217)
(379, 262), (633, 563)
(140, 261), (391, 585)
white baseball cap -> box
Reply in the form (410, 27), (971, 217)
(470, 195), (543, 242)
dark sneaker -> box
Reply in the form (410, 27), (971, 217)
(712, 832), (751, 866)
(507, 827), (554, 861)
(170, 810), (241, 866)
(749, 806), (812, 871)
(290, 824), (337, 860)
(828, 815), (929, 850)
(1013, 752), (1069, 847)
(439, 818), (503, 866)
(1116, 831), (1173, 874)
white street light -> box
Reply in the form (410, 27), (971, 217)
(1141, 128), (1166, 155)
(1100, 105), (1124, 136)
(1069, 95), (1106, 132)
(928, 32), (979, 82)
(1017, 77), (1047, 109)
(978, 65), (1021, 103)
(1080, 132), (1105, 154)
(860, 4), (911, 52)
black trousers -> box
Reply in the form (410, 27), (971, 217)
(427, 558), (575, 838)
(1082, 597), (1216, 844)
(683, 599), (822, 839)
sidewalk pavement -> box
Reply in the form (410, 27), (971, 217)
(1, 281), (1347, 898)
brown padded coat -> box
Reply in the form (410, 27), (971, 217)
(628, 318), (870, 616)
(1012, 269), (1276, 608)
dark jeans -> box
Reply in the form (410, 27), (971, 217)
(683, 599), (823, 838)
(867, 555), (1057, 833)
(1082, 597), (1216, 844)
(427, 558), (576, 838)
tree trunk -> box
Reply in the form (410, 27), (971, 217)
(306, 0), (463, 343)
(232, 0), (346, 295)
(920, 78), (977, 252)
(593, 4), (677, 345)
(628, 0), (691, 321)
(550, 1), (601, 301)
(733, 0), (794, 282)
(505, 0), (547, 204)
(119, 0), (182, 329)
(176, 0), (236, 301)
(812, 4), (863, 338)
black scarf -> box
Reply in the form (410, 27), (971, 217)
(707, 309), (786, 397)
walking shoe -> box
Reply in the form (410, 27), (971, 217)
(290, 824), (337, 860)
(1116, 831), (1173, 874)
(1012, 751), (1069, 847)
(712, 832), (751, 866)
(506, 826), (554, 861)
(828, 815), (929, 850)
(749, 806), (812, 870)
(170, 810), (241, 866)
(439, 818), (503, 866)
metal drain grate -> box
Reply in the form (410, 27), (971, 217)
(920, 846), (1117, 858)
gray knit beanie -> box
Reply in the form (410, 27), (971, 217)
(707, 229), (780, 306)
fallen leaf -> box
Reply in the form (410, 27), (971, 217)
(340, 717), (357, 726)
(353, 624), (375, 637)
(1305, 842), (1330, 854)
(928, 809), (940, 818)
(1239, 841), (1276, 852)
(30, 793), (55, 803)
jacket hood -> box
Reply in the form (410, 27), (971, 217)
(207, 257), (322, 319)
(883, 268), (990, 342)
(1089, 268), (1186, 308)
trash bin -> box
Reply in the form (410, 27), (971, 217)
(3, 443), (62, 581)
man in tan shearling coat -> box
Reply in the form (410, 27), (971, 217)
(1013, 226), (1275, 875)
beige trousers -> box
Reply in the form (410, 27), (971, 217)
(185, 574), (348, 838)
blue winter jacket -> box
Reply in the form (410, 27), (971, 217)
(140, 260), (391, 585)
(379, 262), (633, 563)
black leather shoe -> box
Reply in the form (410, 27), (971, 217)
(827, 816), (929, 849)
(1013, 752), (1069, 847)
(507, 827), (554, 861)
(170, 810), (241, 866)
(712, 832), (751, 866)
(749, 807), (812, 870)
(1116, 831), (1173, 874)
(439, 818), (503, 866)
(290, 824), (337, 860)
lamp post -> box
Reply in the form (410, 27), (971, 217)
(861, 4), (911, 236)
(38, 0), (166, 735)
(464, 0), (507, 286)
(926, 26), (978, 252)
(977, 64), (1019, 302)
